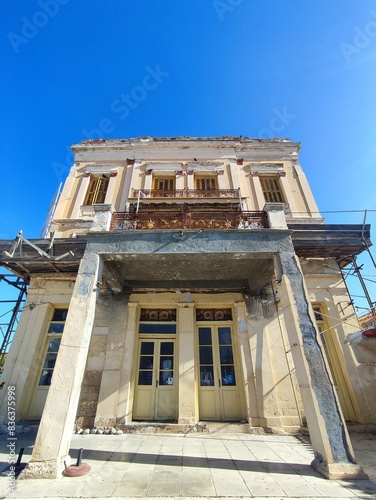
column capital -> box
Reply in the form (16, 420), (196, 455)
(177, 302), (195, 308)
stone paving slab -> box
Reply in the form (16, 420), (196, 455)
(0, 431), (375, 499)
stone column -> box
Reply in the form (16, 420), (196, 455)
(70, 173), (91, 218)
(293, 162), (322, 217)
(176, 171), (185, 191)
(278, 251), (367, 479)
(263, 203), (287, 229)
(187, 170), (194, 190)
(89, 204), (114, 232)
(94, 293), (129, 427)
(20, 247), (102, 479)
(117, 302), (139, 424)
(0, 301), (52, 422)
(279, 173), (298, 215)
(233, 301), (259, 426)
(229, 160), (240, 191)
(250, 173), (265, 211)
(244, 295), (282, 428)
(177, 303), (197, 424)
(144, 171), (153, 190)
(104, 172), (118, 205)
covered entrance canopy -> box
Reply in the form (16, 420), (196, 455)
(102, 251), (276, 294)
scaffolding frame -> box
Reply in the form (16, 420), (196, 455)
(0, 273), (27, 370)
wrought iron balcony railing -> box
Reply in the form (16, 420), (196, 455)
(111, 211), (268, 231)
(132, 189), (239, 199)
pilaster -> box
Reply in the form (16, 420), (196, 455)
(71, 174), (91, 219)
(177, 303), (197, 424)
(117, 302), (139, 424)
(233, 301), (258, 426)
(94, 293), (129, 427)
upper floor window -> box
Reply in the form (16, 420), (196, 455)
(84, 175), (109, 205)
(195, 176), (218, 190)
(153, 176), (175, 191)
(259, 175), (285, 203)
(39, 308), (68, 386)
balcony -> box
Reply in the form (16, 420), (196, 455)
(111, 210), (268, 231)
(132, 189), (240, 199)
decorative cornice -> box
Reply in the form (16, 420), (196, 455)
(145, 163), (183, 172)
(250, 163), (285, 175)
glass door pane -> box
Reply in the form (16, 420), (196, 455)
(159, 341), (174, 385)
(138, 341), (154, 385)
(199, 327), (214, 386)
(218, 327), (236, 386)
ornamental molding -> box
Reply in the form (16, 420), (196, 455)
(145, 163), (183, 172)
(140, 308), (177, 322)
(186, 162), (223, 171)
(249, 163), (285, 175)
(85, 164), (119, 174)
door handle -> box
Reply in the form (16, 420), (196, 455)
(156, 379), (159, 387)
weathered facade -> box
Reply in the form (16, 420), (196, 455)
(0, 137), (375, 479)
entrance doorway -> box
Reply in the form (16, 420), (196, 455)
(198, 325), (242, 421)
(133, 339), (177, 420)
(313, 305), (356, 421)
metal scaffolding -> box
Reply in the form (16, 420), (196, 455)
(0, 273), (27, 371)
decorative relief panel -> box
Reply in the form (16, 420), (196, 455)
(196, 308), (232, 321)
(140, 308), (177, 322)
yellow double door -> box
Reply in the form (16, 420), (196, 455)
(133, 326), (242, 422)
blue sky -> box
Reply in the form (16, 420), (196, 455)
(1, 0), (376, 314)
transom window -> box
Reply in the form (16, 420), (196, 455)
(84, 175), (109, 205)
(259, 175), (285, 203)
(139, 308), (177, 335)
(39, 308), (68, 386)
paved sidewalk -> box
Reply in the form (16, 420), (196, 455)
(0, 431), (375, 499)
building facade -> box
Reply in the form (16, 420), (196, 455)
(0, 137), (375, 479)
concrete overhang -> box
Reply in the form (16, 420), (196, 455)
(102, 252), (275, 294)
(0, 224), (371, 283)
(348, 328), (376, 363)
(289, 223), (371, 266)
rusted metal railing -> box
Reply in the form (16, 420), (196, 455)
(132, 189), (239, 199)
(110, 211), (268, 231)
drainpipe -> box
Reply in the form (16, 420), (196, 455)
(136, 190), (146, 214)
(238, 188), (242, 211)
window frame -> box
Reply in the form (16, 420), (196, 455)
(38, 308), (68, 387)
(194, 175), (218, 191)
(84, 174), (110, 205)
(152, 176), (176, 191)
(259, 174), (285, 203)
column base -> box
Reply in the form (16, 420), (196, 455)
(178, 417), (197, 425)
(18, 456), (69, 479)
(311, 457), (369, 480)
